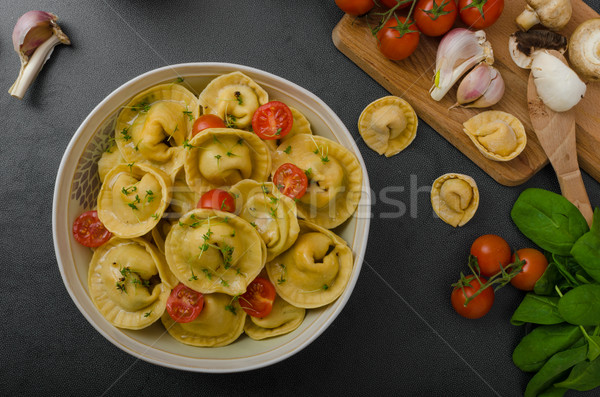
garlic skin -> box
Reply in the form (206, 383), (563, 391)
(9, 11), (71, 99)
(454, 63), (505, 108)
(430, 28), (494, 101)
(531, 51), (586, 112)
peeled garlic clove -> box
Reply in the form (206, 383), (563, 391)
(9, 10), (71, 99)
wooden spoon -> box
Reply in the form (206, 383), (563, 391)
(527, 50), (594, 227)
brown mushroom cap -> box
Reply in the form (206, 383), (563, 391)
(569, 18), (600, 82)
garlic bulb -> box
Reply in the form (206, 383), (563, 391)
(454, 63), (505, 108)
(430, 28), (494, 101)
(9, 11), (71, 99)
(531, 51), (586, 112)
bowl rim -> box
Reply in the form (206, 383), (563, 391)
(52, 62), (371, 372)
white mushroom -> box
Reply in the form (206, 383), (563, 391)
(508, 30), (567, 69)
(516, 0), (572, 32)
(569, 18), (600, 82)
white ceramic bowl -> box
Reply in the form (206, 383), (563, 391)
(53, 63), (371, 372)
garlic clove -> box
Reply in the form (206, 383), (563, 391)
(430, 28), (494, 102)
(465, 67), (505, 108)
(8, 10), (70, 99)
(532, 51), (586, 112)
(453, 64), (505, 109)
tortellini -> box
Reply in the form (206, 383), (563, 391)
(265, 107), (313, 151)
(88, 237), (177, 330)
(431, 173), (479, 227)
(98, 162), (172, 238)
(230, 180), (300, 261)
(98, 144), (124, 183)
(199, 71), (268, 130)
(244, 295), (305, 340)
(463, 110), (527, 162)
(272, 135), (362, 229)
(161, 293), (246, 347)
(266, 220), (353, 309)
(115, 83), (200, 177)
(164, 209), (267, 295)
(184, 128), (271, 193)
(358, 96), (418, 157)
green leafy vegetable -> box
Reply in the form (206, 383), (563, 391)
(511, 294), (564, 326)
(511, 188), (589, 255)
(554, 356), (600, 391)
(513, 324), (582, 372)
(571, 209), (600, 283)
(557, 284), (600, 326)
(535, 263), (562, 295)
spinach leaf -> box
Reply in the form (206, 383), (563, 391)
(524, 343), (588, 397)
(511, 294), (564, 326)
(554, 356), (600, 391)
(558, 284), (600, 326)
(535, 263), (562, 296)
(538, 386), (568, 397)
(587, 335), (600, 361)
(552, 255), (580, 288)
(511, 189), (589, 255)
(513, 324), (582, 372)
(571, 209), (600, 283)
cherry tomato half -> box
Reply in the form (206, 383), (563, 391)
(198, 189), (235, 212)
(415, 0), (457, 37)
(239, 277), (277, 318)
(510, 248), (548, 291)
(376, 16), (420, 61)
(72, 210), (112, 248)
(451, 276), (495, 319)
(273, 163), (308, 200)
(251, 101), (294, 140)
(335, 0), (375, 15)
(192, 114), (226, 136)
(380, 0), (414, 9)
(470, 234), (512, 277)
(166, 283), (204, 323)
(458, 0), (503, 29)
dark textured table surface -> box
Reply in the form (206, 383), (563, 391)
(1, 1), (600, 396)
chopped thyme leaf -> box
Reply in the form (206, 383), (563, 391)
(225, 304), (236, 315)
(120, 267), (131, 277)
(269, 207), (277, 218)
(183, 139), (193, 150)
(174, 77), (184, 83)
(261, 184), (269, 194)
(283, 145), (292, 154)
(220, 279), (229, 287)
(313, 148), (319, 155)
(121, 186), (137, 195)
(202, 269), (212, 280)
(189, 269), (199, 281)
(116, 278), (127, 293)
(126, 162), (135, 172)
(151, 214), (159, 220)
(144, 311), (152, 317)
(276, 128), (282, 136)
(226, 150), (238, 157)
(230, 230), (236, 237)
(225, 114), (237, 128)
(250, 222), (257, 228)
(128, 202), (138, 211)
(269, 196), (279, 204)
(277, 264), (287, 284)
(145, 190), (155, 203)
(222, 216), (229, 223)
(221, 245), (234, 269)
(120, 128), (132, 141)
(183, 108), (193, 121)
(304, 168), (312, 177)
(236, 138), (244, 146)
(212, 135), (221, 144)
(321, 155), (330, 163)
(234, 91), (243, 105)
(322, 284), (329, 290)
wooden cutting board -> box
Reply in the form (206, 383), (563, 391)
(332, 0), (600, 186)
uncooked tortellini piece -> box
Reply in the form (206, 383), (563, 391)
(115, 83), (200, 177)
(184, 128), (271, 194)
(88, 237), (177, 330)
(272, 135), (362, 229)
(265, 107), (313, 151)
(164, 209), (267, 295)
(161, 293), (246, 347)
(244, 295), (305, 340)
(358, 96), (418, 157)
(431, 173), (479, 227)
(98, 163), (172, 238)
(199, 71), (268, 129)
(463, 111), (527, 162)
(266, 220), (353, 309)
(230, 180), (300, 261)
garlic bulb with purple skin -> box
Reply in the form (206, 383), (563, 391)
(453, 63), (505, 109)
(9, 11), (71, 99)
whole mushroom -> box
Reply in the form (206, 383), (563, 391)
(569, 18), (600, 82)
(516, 0), (572, 32)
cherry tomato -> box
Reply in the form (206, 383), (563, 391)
(335, 0), (375, 15)
(192, 114), (226, 136)
(72, 210), (112, 248)
(458, 0), (503, 29)
(198, 189), (235, 212)
(470, 234), (512, 277)
(510, 248), (548, 291)
(415, 0), (457, 37)
(239, 277), (277, 318)
(273, 163), (308, 199)
(251, 101), (293, 140)
(451, 276), (495, 319)
(166, 283), (204, 323)
(380, 0), (414, 9)
(376, 16), (420, 61)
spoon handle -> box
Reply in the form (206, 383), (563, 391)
(557, 169), (594, 227)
